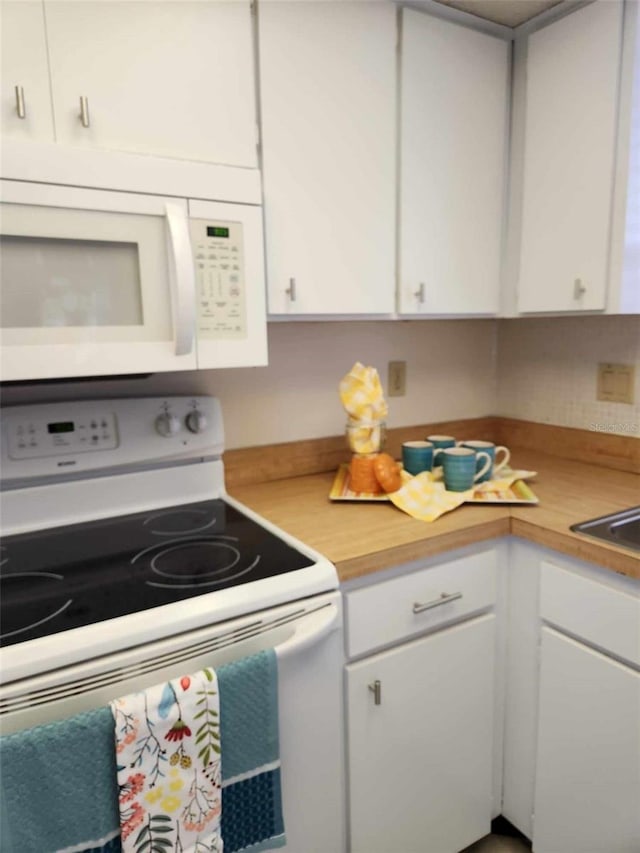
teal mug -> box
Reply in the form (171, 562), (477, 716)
(461, 440), (510, 483)
(441, 447), (491, 492)
(427, 435), (459, 467)
(402, 440), (434, 475)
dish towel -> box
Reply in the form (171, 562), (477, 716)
(0, 649), (284, 853)
(0, 706), (121, 853)
(111, 668), (223, 852)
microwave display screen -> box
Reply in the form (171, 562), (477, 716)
(47, 422), (74, 434)
(206, 226), (229, 239)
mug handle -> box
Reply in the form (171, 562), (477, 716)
(494, 445), (510, 474)
(474, 451), (492, 482)
(433, 448), (443, 466)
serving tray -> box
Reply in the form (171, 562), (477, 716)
(329, 463), (539, 504)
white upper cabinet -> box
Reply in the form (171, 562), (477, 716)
(0, 1), (55, 143)
(259, 1), (396, 315)
(517, 0), (624, 313)
(41, 0), (258, 167)
(398, 9), (508, 316)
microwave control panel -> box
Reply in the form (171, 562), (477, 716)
(191, 219), (247, 340)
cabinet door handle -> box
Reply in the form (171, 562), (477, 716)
(573, 278), (587, 299)
(285, 277), (296, 302)
(79, 96), (90, 128)
(414, 282), (425, 304)
(368, 679), (382, 705)
(412, 591), (463, 614)
(15, 86), (26, 119)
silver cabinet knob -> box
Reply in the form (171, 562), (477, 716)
(285, 277), (297, 301)
(155, 412), (181, 437)
(573, 278), (587, 299)
(79, 96), (90, 128)
(368, 680), (382, 705)
(414, 282), (425, 304)
(185, 410), (208, 434)
(15, 86), (26, 119)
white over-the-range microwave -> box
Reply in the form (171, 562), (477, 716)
(0, 166), (267, 382)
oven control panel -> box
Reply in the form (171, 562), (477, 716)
(6, 412), (119, 459)
(1, 397), (224, 485)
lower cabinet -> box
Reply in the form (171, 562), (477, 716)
(503, 542), (640, 852)
(343, 546), (500, 853)
(533, 627), (640, 853)
(346, 614), (495, 853)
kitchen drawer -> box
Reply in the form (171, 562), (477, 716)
(345, 549), (497, 658)
(540, 561), (640, 666)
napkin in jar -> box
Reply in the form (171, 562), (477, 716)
(339, 362), (389, 454)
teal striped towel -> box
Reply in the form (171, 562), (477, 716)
(0, 649), (285, 853)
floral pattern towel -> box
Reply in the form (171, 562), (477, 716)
(111, 668), (222, 853)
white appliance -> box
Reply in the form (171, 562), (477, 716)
(0, 179), (268, 381)
(0, 396), (345, 853)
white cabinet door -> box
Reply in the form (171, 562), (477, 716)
(44, 1), (258, 168)
(517, 0), (624, 313)
(398, 8), (508, 316)
(533, 627), (640, 853)
(259, 1), (396, 315)
(0, 0), (54, 142)
(347, 614), (495, 853)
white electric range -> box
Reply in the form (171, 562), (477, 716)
(0, 395), (345, 853)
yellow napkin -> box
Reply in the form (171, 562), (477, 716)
(389, 468), (538, 522)
(339, 362), (389, 454)
(339, 362), (389, 422)
(389, 472), (474, 522)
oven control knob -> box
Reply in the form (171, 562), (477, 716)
(186, 410), (208, 434)
(155, 412), (181, 437)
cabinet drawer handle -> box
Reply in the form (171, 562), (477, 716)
(285, 277), (296, 302)
(368, 679), (382, 705)
(79, 96), (90, 128)
(15, 86), (26, 119)
(414, 282), (425, 304)
(412, 591), (463, 614)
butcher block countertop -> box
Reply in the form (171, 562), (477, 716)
(228, 448), (640, 582)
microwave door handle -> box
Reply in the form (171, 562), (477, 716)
(165, 203), (196, 356)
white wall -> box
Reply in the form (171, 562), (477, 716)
(497, 315), (640, 437)
(1, 320), (498, 449)
(3, 315), (638, 447)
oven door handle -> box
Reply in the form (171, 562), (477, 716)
(276, 603), (340, 661)
(165, 202), (196, 356)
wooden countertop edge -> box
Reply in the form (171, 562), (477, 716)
(335, 517), (511, 582)
(509, 518), (640, 579)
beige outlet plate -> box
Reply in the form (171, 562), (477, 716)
(388, 361), (406, 397)
(597, 363), (635, 404)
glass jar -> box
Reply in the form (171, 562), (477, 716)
(345, 419), (386, 455)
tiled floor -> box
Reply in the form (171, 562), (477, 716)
(462, 833), (532, 852)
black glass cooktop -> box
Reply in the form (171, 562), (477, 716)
(0, 499), (314, 648)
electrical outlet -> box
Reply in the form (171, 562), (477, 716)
(388, 361), (406, 397)
(597, 363), (635, 404)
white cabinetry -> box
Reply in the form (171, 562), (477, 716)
(534, 628), (640, 853)
(517, 0), (624, 313)
(398, 8), (508, 316)
(0, 1), (54, 143)
(344, 548), (499, 853)
(1, 0), (257, 168)
(503, 542), (640, 850)
(43, 1), (258, 167)
(259, 1), (396, 315)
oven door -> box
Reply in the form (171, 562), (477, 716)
(0, 180), (197, 381)
(0, 592), (346, 853)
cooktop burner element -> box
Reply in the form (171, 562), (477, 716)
(134, 536), (259, 588)
(0, 499), (313, 647)
(143, 507), (219, 536)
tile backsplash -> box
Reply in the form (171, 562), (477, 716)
(2, 315), (638, 447)
(497, 316), (640, 437)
